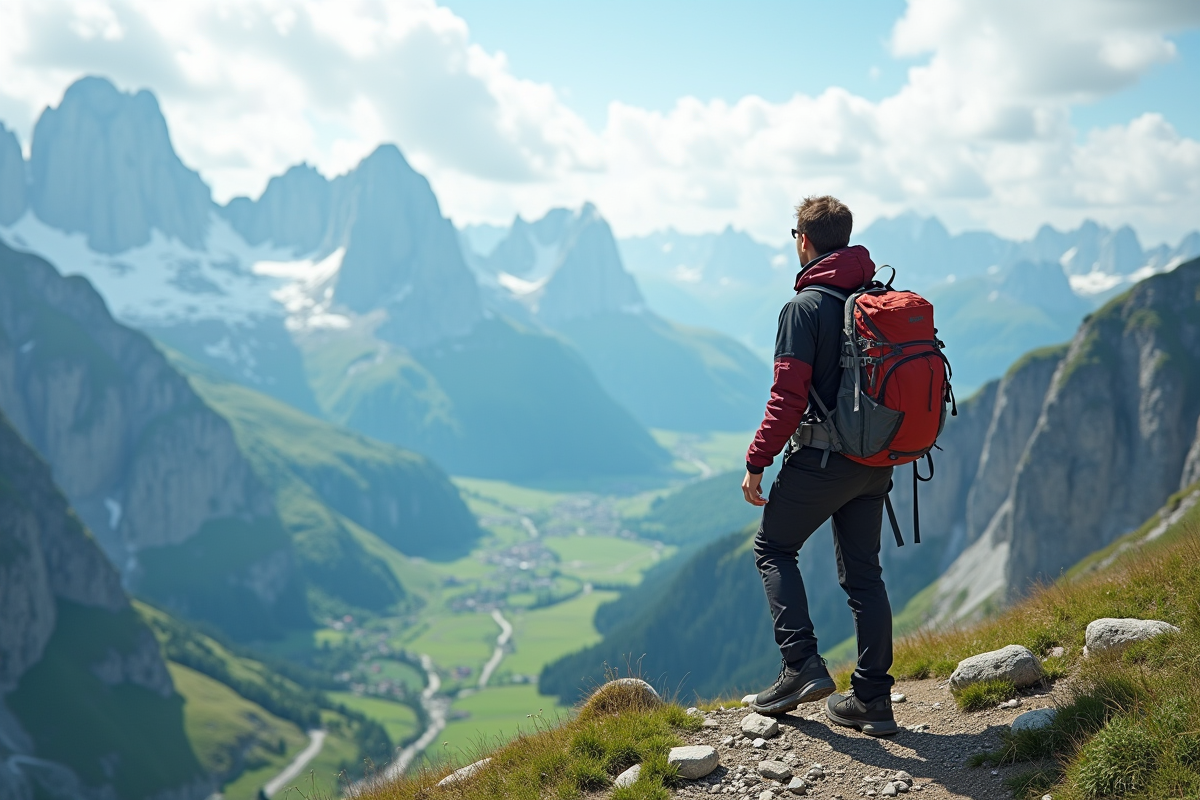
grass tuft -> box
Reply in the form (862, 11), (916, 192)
(1072, 714), (1158, 797)
(952, 678), (1016, 711)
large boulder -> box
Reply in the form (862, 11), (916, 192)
(949, 644), (1043, 690)
(1084, 618), (1179, 655)
(668, 745), (719, 780)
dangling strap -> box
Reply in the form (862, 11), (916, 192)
(884, 481), (904, 547)
(912, 453), (935, 545)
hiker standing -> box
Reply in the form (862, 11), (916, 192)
(741, 195), (947, 736)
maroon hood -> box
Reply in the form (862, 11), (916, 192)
(794, 245), (875, 293)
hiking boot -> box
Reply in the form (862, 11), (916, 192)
(824, 689), (899, 736)
(749, 655), (836, 716)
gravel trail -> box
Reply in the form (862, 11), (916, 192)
(665, 677), (1066, 800)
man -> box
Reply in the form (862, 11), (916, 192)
(740, 195), (898, 736)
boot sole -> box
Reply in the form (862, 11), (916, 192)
(824, 705), (900, 737)
(750, 677), (836, 716)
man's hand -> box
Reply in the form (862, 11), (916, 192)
(742, 470), (767, 506)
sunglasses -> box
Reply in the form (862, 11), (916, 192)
(791, 229), (801, 239)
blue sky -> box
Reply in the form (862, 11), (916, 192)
(0, 0), (1198, 243)
(443, 0), (1200, 139)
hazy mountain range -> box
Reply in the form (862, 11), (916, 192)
(608, 214), (1200, 391)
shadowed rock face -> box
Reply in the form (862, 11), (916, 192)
(0, 238), (305, 637)
(924, 257), (1200, 623)
(28, 77), (213, 254)
(0, 408), (210, 800)
(0, 122), (24, 225)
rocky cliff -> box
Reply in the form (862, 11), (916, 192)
(0, 407), (208, 800)
(0, 122), (24, 225)
(922, 256), (1200, 622)
(0, 237), (307, 638)
(223, 145), (483, 349)
(28, 77), (213, 254)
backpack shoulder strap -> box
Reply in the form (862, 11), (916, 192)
(799, 285), (849, 303)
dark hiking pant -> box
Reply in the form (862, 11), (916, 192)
(753, 447), (895, 702)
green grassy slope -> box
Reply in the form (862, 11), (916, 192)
(538, 527), (783, 704)
(168, 362), (483, 614)
(137, 601), (398, 795)
(189, 369), (480, 559)
(555, 311), (769, 432)
(631, 468), (776, 546)
(7, 601), (206, 800)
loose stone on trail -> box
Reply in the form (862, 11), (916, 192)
(668, 745), (720, 779)
(757, 760), (792, 780)
(741, 712), (780, 738)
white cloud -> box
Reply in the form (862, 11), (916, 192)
(0, 0), (1197, 244)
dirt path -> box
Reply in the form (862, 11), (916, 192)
(669, 678), (1065, 800)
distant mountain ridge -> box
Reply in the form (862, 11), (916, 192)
(462, 206), (770, 431)
(0, 76), (672, 479)
(618, 215), (1200, 386)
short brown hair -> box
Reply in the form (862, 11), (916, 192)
(794, 195), (853, 254)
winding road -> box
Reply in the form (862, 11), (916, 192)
(478, 609), (513, 689)
(370, 654), (449, 785)
(262, 729), (326, 797)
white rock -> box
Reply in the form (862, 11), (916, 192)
(1084, 618), (1179, 654)
(907, 723), (930, 733)
(1048, 646), (1065, 658)
(787, 776), (809, 794)
(948, 644), (1043, 690)
(687, 706), (702, 716)
(743, 693), (759, 705)
(758, 760), (793, 781)
(759, 791), (777, 800)
(436, 757), (491, 786)
(614, 764), (641, 788)
(893, 771), (912, 783)
(890, 692), (906, 703)
(753, 737), (767, 748)
(931, 702), (941, 709)
(741, 713), (780, 738)
(1012, 708), (1057, 732)
(669, 745), (720, 780)
(881, 782), (899, 797)
(721, 735), (735, 746)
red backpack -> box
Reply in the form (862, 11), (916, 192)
(797, 268), (956, 545)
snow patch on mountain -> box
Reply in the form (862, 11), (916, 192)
(0, 211), (296, 326)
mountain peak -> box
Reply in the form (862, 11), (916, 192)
(29, 76), (213, 254)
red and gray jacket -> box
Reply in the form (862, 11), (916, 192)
(746, 245), (877, 473)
